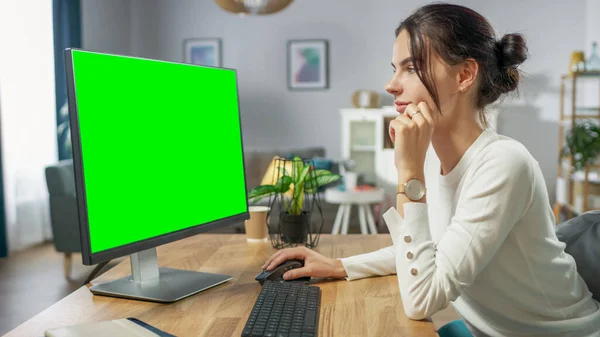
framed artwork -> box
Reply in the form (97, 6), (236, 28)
(183, 38), (222, 67)
(287, 39), (329, 90)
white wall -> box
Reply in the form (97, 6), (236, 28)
(581, 0), (600, 110)
(82, 0), (591, 203)
(585, 0), (600, 54)
(81, 0), (132, 55)
(0, 0), (57, 251)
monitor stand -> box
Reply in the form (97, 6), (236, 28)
(89, 247), (232, 303)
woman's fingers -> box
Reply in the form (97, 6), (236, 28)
(416, 101), (435, 127)
(410, 107), (428, 128)
(264, 247), (309, 270)
(404, 103), (421, 119)
(262, 250), (282, 269)
(389, 101), (435, 145)
(283, 266), (312, 280)
(403, 102), (435, 131)
(389, 121), (396, 143)
(389, 120), (402, 141)
(395, 113), (414, 125)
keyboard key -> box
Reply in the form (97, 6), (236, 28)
(304, 310), (316, 327)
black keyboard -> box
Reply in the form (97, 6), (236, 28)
(241, 280), (321, 337)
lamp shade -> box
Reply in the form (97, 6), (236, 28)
(214, 0), (294, 15)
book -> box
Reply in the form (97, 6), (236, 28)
(44, 317), (177, 337)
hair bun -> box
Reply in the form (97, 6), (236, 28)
(493, 33), (528, 94)
(496, 33), (528, 68)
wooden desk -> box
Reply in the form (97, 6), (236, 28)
(3, 234), (435, 337)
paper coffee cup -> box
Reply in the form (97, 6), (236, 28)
(245, 206), (270, 241)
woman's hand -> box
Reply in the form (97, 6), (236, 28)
(388, 102), (435, 175)
(261, 246), (347, 280)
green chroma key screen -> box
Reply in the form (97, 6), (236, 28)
(70, 50), (248, 253)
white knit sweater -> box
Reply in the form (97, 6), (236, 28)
(340, 129), (600, 337)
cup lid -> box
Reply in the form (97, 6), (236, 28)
(248, 206), (270, 212)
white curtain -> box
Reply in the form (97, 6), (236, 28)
(0, 1), (58, 252)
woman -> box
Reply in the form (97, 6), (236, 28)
(262, 3), (600, 337)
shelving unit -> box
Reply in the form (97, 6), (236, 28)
(340, 108), (398, 189)
(553, 71), (600, 222)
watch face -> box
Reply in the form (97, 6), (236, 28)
(405, 179), (425, 200)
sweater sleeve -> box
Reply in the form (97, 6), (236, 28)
(338, 206), (406, 280)
(338, 245), (397, 280)
(386, 148), (535, 320)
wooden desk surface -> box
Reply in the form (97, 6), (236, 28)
(3, 234), (435, 337)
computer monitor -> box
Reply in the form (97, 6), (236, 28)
(63, 48), (249, 303)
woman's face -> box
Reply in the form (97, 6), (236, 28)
(386, 30), (461, 130)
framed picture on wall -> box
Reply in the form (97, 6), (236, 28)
(287, 39), (329, 90)
(183, 38), (222, 67)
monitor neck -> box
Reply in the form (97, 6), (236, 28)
(130, 248), (159, 283)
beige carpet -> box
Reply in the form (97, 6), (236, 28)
(0, 242), (120, 335)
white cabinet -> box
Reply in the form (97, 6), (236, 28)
(340, 107), (499, 193)
(340, 108), (398, 190)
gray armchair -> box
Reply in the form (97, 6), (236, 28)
(555, 211), (600, 301)
(44, 159), (80, 278)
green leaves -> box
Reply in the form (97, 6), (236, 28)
(290, 161), (310, 215)
(292, 156), (304, 183)
(274, 175), (293, 193)
(248, 185), (277, 202)
(313, 169), (335, 178)
(561, 120), (600, 171)
(247, 158), (341, 211)
(305, 172), (341, 192)
(296, 164), (311, 186)
(248, 175), (293, 203)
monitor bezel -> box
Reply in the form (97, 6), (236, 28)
(64, 48), (250, 266)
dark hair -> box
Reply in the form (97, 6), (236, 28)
(395, 2), (528, 125)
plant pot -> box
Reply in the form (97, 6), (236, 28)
(280, 211), (309, 244)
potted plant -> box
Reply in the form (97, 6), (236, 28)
(248, 156), (341, 245)
(560, 120), (600, 171)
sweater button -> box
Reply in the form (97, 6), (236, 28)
(404, 235), (412, 243)
(410, 268), (418, 276)
(407, 252), (414, 260)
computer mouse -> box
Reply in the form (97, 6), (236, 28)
(255, 259), (311, 285)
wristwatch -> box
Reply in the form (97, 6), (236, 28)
(397, 178), (426, 201)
